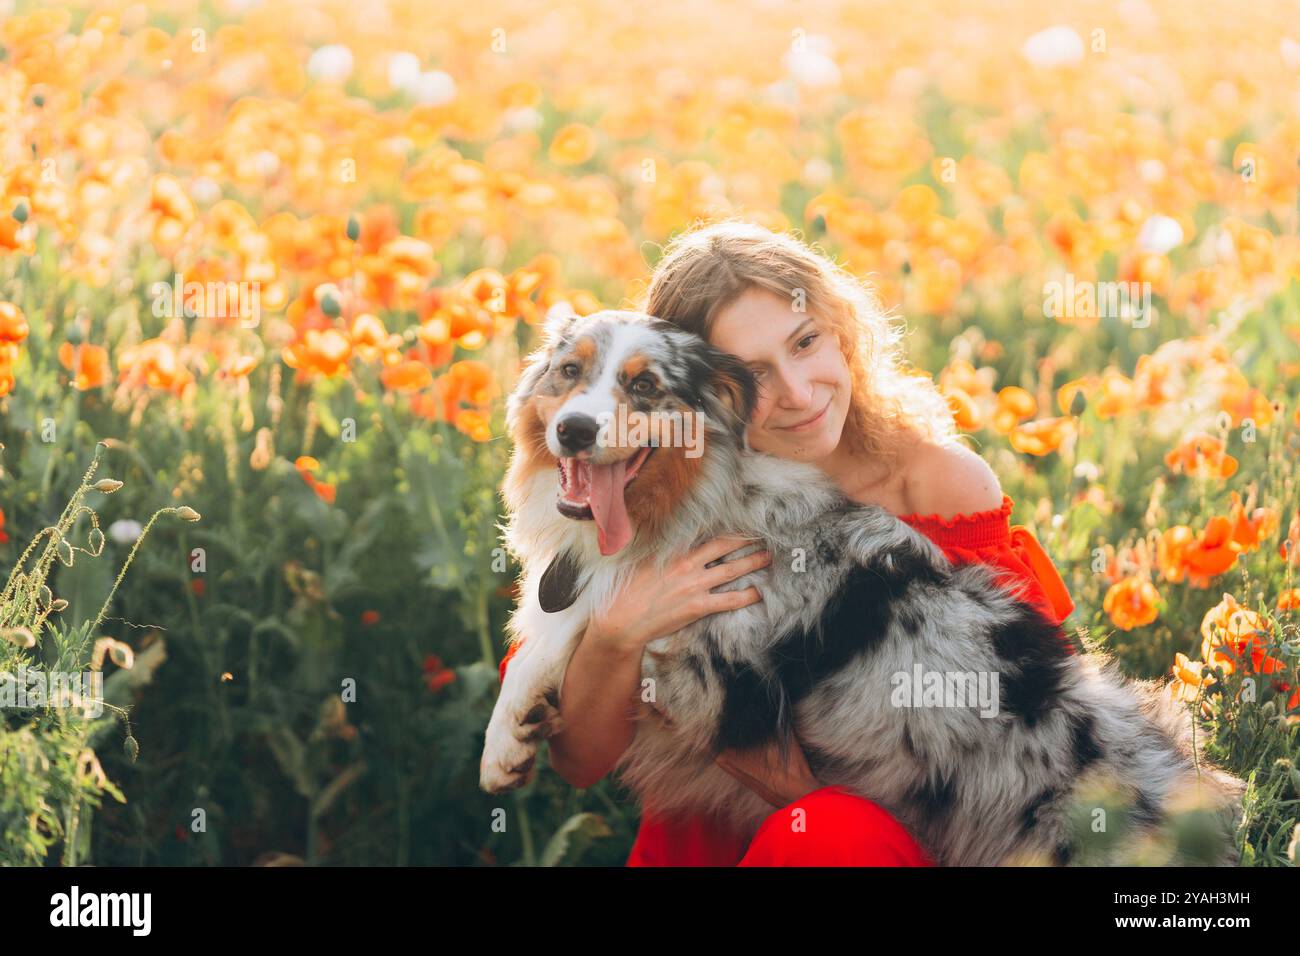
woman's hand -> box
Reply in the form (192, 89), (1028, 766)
(589, 534), (771, 653)
(714, 729), (823, 809)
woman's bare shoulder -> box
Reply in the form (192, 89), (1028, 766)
(901, 440), (1003, 520)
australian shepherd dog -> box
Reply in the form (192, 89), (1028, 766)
(479, 307), (1245, 865)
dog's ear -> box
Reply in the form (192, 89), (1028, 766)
(538, 548), (584, 612)
(539, 301), (581, 347)
(700, 348), (758, 444)
(505, 304), (582, 433)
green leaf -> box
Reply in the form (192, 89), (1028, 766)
(538, 812), (613, 867)
(311, 762), (367, 820)
(265, 727), (315, 800)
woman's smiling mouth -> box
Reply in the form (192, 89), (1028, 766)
(778, 397), (831, 431)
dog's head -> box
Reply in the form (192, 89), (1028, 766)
(505, 306), (758, 557)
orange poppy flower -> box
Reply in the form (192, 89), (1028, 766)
(991, 386), (1036, 434)
(349, 313), (401, 364)
(433, 360), (499, 423)
(939, 358), (995, 400)
(149, 174), (196, 223)
(508, 254), (564, 325)
(0, 302), (29, 342)
(1157, 520), (1238, 588)
(944, 386), (982, 431)
(1103, 576), (1161, 631)
(1117, 250), (1171, 298)
(1169, 652), (1216, 711)
(218, 355), (258, 379)
(357, 204), (400, 255)
(1008, 416), (1073, 456)
(1217, 368), (1274, 428)
(1278, 589), (1300, 611)
(57, 342), (111, 390)
(293, 457), (335, 503)
(1164, 432), (1238, 479)
(282, 328), (352, 381)
(453, 408), (493, 442)
(1199, 593), (1281, 677)
(0, 506), (9, 545)
(1092, 370), (1137, 419)
(116, 339), (195, 396)
(548, 123), (597, 166)
(433, 291), (498, 350)
(380, 359), (434, 392)
(1056, 375), (1099, 415)
(1225, 490), (1279, 553)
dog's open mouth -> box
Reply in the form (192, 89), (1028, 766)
(556, 445), (654, 556)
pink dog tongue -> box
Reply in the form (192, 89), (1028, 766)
(588, 459), (633, 555)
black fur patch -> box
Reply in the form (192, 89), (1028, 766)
(713, 559), (916, 752)
(1052, 841), (1075, 865)
(682, 653), (708, 691)
(1019, 786), (1056, 835)
(712, 647), (781, 752)
(910, 772), (958, 818)
(1068, 711), (1103, 771)
(990, 602), (1071, 728)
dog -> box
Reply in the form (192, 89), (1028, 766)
(479, 306), (1245, 865)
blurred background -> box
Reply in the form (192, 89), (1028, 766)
(0, 0), (1298, 866)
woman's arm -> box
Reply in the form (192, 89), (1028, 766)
(715, 729), (824, 808)
(546, 622), (645, 789)
(535, 535), (773, 789)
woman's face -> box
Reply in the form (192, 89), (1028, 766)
(709, 286), (852, 462)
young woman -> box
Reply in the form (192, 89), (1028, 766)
(497, 219), (1076, 866)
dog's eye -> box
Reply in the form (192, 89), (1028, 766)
(631, 376), (656, 395)
(560, 362), (580, 378)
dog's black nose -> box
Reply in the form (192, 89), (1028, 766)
(556, 413), (599, 452)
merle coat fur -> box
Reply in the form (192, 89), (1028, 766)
(479, 308), (1244, 866)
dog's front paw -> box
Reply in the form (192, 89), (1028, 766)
(479, 690), (565, 794)
(517, 687), (564, 742)
(480, 733), (540, 793)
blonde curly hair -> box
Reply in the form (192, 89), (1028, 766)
(634, 218), (958, 471)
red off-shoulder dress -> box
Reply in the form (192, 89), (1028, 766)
(496, 493), (1076, 866)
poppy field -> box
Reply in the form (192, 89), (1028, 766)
(1, 0), (1299, 867)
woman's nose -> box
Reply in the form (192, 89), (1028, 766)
(772, 367), (813, 408)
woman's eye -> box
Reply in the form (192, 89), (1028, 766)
(796, 333), (819, 351)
